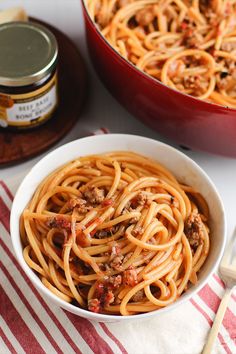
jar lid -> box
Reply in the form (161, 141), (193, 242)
(0, 21), (58, 87)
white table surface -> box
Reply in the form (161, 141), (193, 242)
(1, 0), (236, 239)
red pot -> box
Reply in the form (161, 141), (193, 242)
(81, 1), (236, 157)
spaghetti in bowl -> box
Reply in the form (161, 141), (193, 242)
(81, 1), (236, 156)
(10, 134), (226, 322)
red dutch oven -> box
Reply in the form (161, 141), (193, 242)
(81, 1), (236, 157)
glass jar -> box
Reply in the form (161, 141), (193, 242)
(0, 21), (58, 130)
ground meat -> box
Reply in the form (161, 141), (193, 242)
(110, 255), (124, 270)
(90, 279), (117, 312)
(184, 212), (204, 250)
(95, 283), (115, 309)
(107, 275), (123, 288)
(123, 267), (138, 287)
(68, 197), (92, 214)
(98, 263), (109, 272)
(216, 62), (236, 91)
(95, 230), (109, 239)
(101, 290), (115, 307)
(122, 206), (138, 224)
(135, 6), (156, 26)
(131, 191), (148, 207)
(122, 203), (132, 214)
(132, 226), (144, 236)
(95, 225), (120, 239)
(83, 187), (105, 205)
(221, 41), (236, 52)
(110, 243), (121, 258)
(88, 298), (100, 313)
(47, 216), (71, 230)
(110, 244), (124, 270)
(68, 197), (85, 209)
(88, 275), (122, 312)
(135, 191), (147, 206)
(131, 289), (145, 302)
(183, 76), (207, 96)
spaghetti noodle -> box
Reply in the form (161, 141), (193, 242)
(85, 0), (236, 108)
(21, 151), (210, 315)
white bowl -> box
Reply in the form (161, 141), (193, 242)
(10, 134), (226, 322)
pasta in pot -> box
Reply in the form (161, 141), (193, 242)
(21, 151), (210, 315)
(85, 0), (236, 108)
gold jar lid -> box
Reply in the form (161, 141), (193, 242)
(0, 21), (58, 87)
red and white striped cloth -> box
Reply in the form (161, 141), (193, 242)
(1, 129), (236, 354)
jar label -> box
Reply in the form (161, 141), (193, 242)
(0, 72), (58, 128)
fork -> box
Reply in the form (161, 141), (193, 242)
(202, 228), (236, 354)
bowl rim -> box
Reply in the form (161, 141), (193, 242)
(81, 0), (236, 113)
(10, 134), (227, 322)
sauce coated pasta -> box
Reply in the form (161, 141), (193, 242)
(86, 0), (236, 108)
(21, 151), (210, 315)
